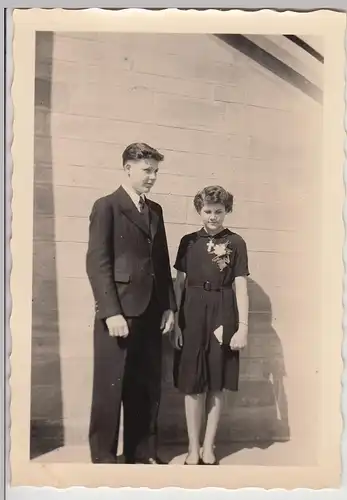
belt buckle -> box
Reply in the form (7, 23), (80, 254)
(203, 281), (211, 291)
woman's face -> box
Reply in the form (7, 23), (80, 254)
(200, 203), (227, 233)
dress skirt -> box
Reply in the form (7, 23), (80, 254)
(173, 286), (240, 395)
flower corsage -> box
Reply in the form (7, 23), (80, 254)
(206, 238), (232, 271)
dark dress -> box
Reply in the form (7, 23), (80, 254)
(173, 227), (249, 395)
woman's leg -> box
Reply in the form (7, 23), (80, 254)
(202, 391), (224, 464)
(184, 393), (205, 464)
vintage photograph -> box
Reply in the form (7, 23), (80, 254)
(10, 9), (345, 489)
(30, 29), (324, 466)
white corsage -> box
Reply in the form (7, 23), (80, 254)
(207, 239), (232, 271)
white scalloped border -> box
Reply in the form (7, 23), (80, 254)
(5, 6), (347, 494)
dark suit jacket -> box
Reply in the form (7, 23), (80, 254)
(86, 186), (177, 319)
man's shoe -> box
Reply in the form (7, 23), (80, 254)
(91, 454), (117, 464)
(136, 456), (167, 465)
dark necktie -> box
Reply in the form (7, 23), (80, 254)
(139, 196), (146, 213)
(139, 197), (150, 229)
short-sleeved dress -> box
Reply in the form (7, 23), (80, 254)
(173, 227), (249, 395)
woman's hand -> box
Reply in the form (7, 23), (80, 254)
(229, 323), (248, 350)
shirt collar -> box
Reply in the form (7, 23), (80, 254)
(198, 227), (229, 238)
(122, 183), (146, 207)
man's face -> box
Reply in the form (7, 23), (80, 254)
(125, 158), (159, 195)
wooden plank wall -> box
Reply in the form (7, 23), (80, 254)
(31, 32), (322, 460)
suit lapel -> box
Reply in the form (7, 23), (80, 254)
(116, 186), (150, 236)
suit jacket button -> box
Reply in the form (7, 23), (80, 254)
(147, 238), (151, 243)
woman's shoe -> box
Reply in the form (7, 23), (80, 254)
(201, 454), (219, 465)
(201, 459), (219, 465)
(184, 457), (203, 465)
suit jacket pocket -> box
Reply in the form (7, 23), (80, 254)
(114, 271), (131, 284)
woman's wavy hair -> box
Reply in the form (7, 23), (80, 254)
(193, 185), (234, 214)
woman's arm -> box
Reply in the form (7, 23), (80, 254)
(230, 275), (249, 350)
(172, 270), (186, 348)
(234, 275), (249, 328)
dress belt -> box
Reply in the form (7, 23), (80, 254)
(186, 280), (234, 292)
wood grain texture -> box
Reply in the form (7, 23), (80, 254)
(30, 32), (321, 454)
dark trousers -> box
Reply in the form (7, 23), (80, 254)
(89, 294), (162, 463)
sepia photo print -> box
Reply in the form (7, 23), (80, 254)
(10, 9), (345, 489)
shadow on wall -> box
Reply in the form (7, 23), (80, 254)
(214, 34), (323, 104)
(30, 32), (64, 459)
(159, 277), (290, 461)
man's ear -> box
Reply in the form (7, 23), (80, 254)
(124, 162), (131, 175)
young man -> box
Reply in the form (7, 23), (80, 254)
(86, 143), (177, 464)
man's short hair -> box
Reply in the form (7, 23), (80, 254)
(122, 142), (164, 166)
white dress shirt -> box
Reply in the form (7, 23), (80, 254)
(122, 184), (146, 212)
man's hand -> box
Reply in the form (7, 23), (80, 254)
(229, 323), (248, 351)
(106, 314), (129, 338)
(160, 309), (175, 334)
(171, 325), (183, 350)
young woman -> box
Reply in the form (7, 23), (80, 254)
(172, 185), (249, 465)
